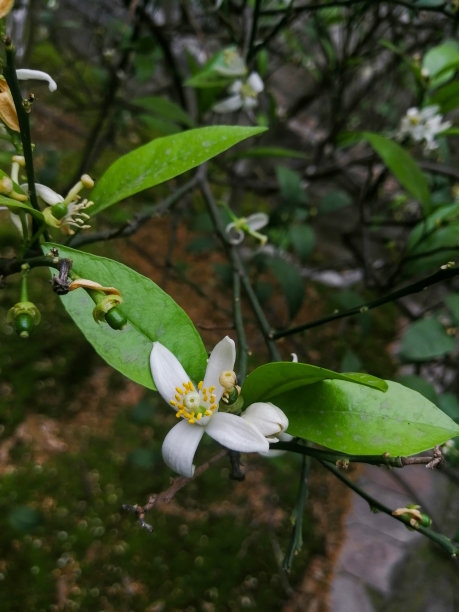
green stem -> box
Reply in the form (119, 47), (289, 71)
(319, 460), (459, 557)
(276, 441), (437, 468)
(272, 265), (459, 339)
(3, 40), (39, 214)
(246, 0), (262, 63)
(283, 455), (310, 571)
(20, 270), (28, 301)
(233, 269), (249, 384)
(198, 171), (281, 362)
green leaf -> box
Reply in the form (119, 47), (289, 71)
(403, 202), (459, 275)
(361, 132), (430, 212)
(0, 194), (44, 220)
(414, 0), (445, 6)
(423, 41), (459, 87)
(90, 125), (267, 215)
(230, 147), (308, 160)
(399, 318), (455, 362)
(42, 243), (207, 389)
(445, 293), (459, 324)
(134, 96), (195, 127)
(281, 379), (459, 455)
(268, 256), (304, 320)
(438, 393), (459, 422)
(241, 361), (388, 406)
(318, 189), (352, 214)
(430, 80), (459, 113)
(276, 166), (308, 207)
(289, 224), (315, 262)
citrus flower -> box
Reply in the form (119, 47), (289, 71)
(22, 174), (94, 235)
(213, 72), (264, 113)
(225, 212), (269, 245)
(398, 105), (451, 151)
(150, 336), (270, 477)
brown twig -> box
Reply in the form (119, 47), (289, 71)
(121, 449), (227, 531)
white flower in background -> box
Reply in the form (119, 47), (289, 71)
(225, 212), (269, 245)
(213, 72), (264, 113)
(16, 69), (57, 92)
(214, 48), (246, 78)
(398, 105), (451, 151)
(150, 336), (269, 477)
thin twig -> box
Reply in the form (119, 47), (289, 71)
(272, 265), (459, 339)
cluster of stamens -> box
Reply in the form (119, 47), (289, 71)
(62, 198), (94, 234)
(169, 381), (217, 424)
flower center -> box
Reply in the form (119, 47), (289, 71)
(240, 82), (257, 99)
(169, 381), (217, 424)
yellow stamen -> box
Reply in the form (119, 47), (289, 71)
(170, 400), (177, 406)
(176, 387), (183, 395)
(198, 381), (203, 390)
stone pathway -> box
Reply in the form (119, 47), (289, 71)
(329, 464), (458, 611)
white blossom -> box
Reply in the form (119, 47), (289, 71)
(398, 105), (451, 151)
(213, 72), (264, 113)
(150, 337), (269, 477)
(225, 212), (269, 245)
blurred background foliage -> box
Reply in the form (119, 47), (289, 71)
(1, 0), (459, 609)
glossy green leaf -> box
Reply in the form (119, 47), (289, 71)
(90, 125), (266, 215)
(0, 194), (44, 220)
(280, 379), (459, 455)
(230, 147), (308, 160)
(423, 41), (459, 87)
(241, 361), (388, 406)
(399, 318), (455, 361)
(361, 132), (430, 211)
(42, 243), (207, 390)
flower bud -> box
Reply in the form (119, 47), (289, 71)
(7, 300), (41, 338)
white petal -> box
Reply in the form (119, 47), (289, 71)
(150, 342), (191, 407)
(203, 336), (236, 402)
(213, 95), (243, 113)
(225, 222), (244, 245)
(29, 183), (64, 205)
(241, 402), (289, 437)
(229, 79), (243, 94)
(206, 412), (269, 453)
(162, 419), (205, 477)
(242, 96), (258, 110)
(16, 69), (57, 92)
(247, 72), (264, 94)
(246, 212), (269, 231)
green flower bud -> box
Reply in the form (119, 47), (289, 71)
(7, 300), (41, 338)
